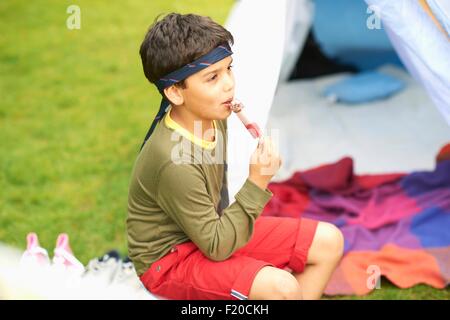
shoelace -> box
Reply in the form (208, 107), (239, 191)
(84, 254), (122, 284)
(113, 261), (135, 283)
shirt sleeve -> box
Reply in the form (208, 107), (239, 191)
(156, 162), (273, 261)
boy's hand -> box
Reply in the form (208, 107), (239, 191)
(248, 136), (282, 190)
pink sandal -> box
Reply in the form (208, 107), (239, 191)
(20, 232), (51, 268)
(52, 233), (85, 273)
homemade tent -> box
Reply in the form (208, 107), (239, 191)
(225, 0), (450, 197)
(224, 0), (450, 296)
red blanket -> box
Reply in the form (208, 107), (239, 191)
(262, 144), (450, 295)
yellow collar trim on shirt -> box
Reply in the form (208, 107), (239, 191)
(164, 106), (217, 150)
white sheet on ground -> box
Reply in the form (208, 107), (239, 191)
(0, 243), (159, 299)
(267, 64), (450, 182)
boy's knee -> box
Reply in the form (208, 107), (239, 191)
(271, 271), (302, 300)
(315, 222), (345, 262)
(250, 267), (302, 300)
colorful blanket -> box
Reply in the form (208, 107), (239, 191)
(262, 146), (450, 296)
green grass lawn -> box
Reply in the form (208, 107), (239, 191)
(0, 0), (448, 300)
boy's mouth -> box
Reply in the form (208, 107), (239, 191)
(222, 98), (233, 105)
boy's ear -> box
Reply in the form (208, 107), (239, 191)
(164, 85), (184, 106)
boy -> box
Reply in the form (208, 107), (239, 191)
(127, 13), (344, 300)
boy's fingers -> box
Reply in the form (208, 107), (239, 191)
(264, 138), (275, 164)
(257, 136), (263, 148)
(265, 137), (273, 152)
(258, 136), (266, 151)
(264, 137), (272, 156)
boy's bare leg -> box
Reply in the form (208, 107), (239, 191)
(249, 266), (303, 300)
(292, 222), (344, 300)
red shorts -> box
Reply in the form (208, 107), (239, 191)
(139, 216), (318, 300)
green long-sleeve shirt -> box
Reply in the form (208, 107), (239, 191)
(126, 106), (273, 276)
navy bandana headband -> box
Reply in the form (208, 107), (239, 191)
(140, 43), (233, 150)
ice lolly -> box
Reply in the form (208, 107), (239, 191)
(227, 99), (262, 139)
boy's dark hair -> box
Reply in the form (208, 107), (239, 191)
(139, 13), (234, 90)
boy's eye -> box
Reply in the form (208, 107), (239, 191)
(208, 65), (233, 82)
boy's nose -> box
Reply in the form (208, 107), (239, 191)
(223, 73), (234, 91)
